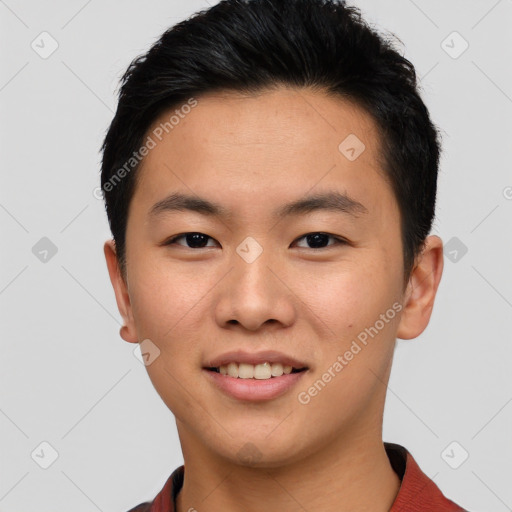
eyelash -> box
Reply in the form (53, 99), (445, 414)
(163, 232), (348, 249)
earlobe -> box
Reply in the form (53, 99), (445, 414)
(396, 235), (444, 340)
(103, 240), (139, 344)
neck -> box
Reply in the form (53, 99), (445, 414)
(175, 422), (401, 512)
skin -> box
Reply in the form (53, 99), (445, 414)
(104, 86), (443, 512)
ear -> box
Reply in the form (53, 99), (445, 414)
(396, 235), (444, 340)
(104, 239), (138, 344)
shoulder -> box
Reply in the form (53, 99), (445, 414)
(125, 465), (185, 512)
(385, 442), (468, 512)
(126, 504), (152, 512)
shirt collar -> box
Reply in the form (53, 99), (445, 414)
(385, 442), (466, 511)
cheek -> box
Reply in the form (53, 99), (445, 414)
(293, 271), (400, 432)
(127, 259), (221, 382)
(128, 258), (209, 341)
(127, 264), (208, 411)
(296, 255), (402, 396)
(295, 258), (400, 338)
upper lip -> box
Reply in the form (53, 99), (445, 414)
(204, 350), (309, 369)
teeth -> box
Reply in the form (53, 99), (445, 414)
(227, 362), (239, 378)
(239, 363), (254, 379)
(217, 362), (296, 379)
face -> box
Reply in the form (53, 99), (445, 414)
(105, 86), (443, 467)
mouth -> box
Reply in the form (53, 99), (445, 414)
(204, 363), (308, 380)
(203, 363), (309, 402)
(203, 350), (310, 379)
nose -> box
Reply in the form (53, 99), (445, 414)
(214, 245), (296, 332)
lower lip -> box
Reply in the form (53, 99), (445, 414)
(203, 368), (307, 402)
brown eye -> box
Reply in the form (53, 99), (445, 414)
(294, 232), (346, 249)
(166, 232), (218, 248)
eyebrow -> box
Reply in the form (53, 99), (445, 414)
(148, 191), (368, 220)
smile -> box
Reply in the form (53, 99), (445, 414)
(206, 362), (307, 380)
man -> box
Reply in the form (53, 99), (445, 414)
(100, 0), (468, 510)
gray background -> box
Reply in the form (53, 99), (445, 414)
(1, 1), (511, 511)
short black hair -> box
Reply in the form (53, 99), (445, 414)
(100, 0), (442, 288)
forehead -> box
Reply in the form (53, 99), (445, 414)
(134, 86), (395, 220)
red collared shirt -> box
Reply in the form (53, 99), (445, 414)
(127, 442), (468, 512)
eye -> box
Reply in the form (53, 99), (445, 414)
(164, 232), (219, 249)
(293, 232), (347, 249)
(163, 232), (346, 250)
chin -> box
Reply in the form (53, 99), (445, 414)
(213, 430), (311, 469)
